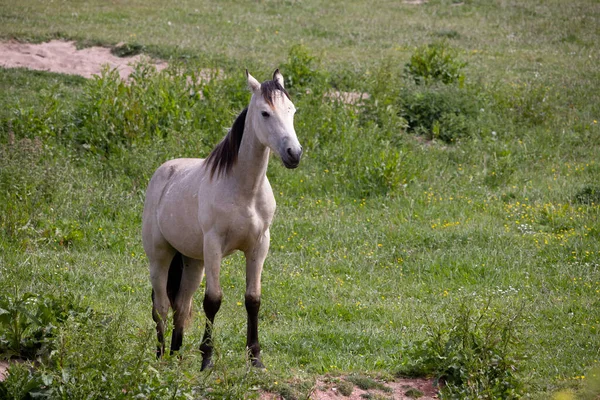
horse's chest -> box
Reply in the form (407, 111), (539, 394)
(217, 204), (272, 252)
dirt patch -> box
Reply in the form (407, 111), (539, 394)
(325, 90), (370, 106)
(0, 360), (8, 382)
(0, 40), (167, 79)
(261, 375), (438, 400)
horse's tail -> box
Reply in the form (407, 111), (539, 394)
(167, 252), (184, 307)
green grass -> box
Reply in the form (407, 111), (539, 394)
(1, 0), (599, 399)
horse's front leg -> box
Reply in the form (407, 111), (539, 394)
(244, 230), (270, 369)
(200, 235), (223, 371)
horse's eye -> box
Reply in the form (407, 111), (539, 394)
(261, 111), (270, 118)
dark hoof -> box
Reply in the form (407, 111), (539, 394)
(251, 357), (265, 369)
(201, 358), (214, 371)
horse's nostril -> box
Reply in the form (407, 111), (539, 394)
(287, 148), (295, 158)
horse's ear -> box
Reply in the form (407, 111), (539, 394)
(273, 69), (284, 88)
(246, 70), (261, 93)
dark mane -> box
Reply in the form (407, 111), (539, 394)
(260, 80), (290, 107)
(205, 108), (248, 179)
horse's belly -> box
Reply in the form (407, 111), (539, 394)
(158, 208), (205, 260)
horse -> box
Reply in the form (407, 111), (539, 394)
(142, 69), (302, 370)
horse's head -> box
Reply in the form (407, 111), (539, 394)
(247, 69), (302, 169)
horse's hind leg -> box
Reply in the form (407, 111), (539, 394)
(171, 256), (204, 354)
(149, 248), (176, 358)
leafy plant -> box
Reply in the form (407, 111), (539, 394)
(0, 361), (49, 399)
(399, 298), (524, 399)
(398, 83), (478, 143)
(405, 42), (466, 86)
(0, 292), (90, 360)
(281, 44), (327, 96)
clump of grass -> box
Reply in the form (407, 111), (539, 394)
(346, 374), (392, 393)
(574, 185), (600, 205)
(111, 42), (145, 57)
(337, 379), (355, 396)
(491, 79), (554, 127)
(405, 387), (424, 398)
(399, 297), (525, 399)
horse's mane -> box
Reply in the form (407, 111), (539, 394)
(260, 80), (290, 106)
(205, 107), (247, 179)
(205, 79), (290, 179)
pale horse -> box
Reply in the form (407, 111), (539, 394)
(142, 69), (302, 370)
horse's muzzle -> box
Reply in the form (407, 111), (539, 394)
(282, 146), (302, 169)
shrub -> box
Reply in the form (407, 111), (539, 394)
(360, 59), (409, 134)
(73, 63), (204, 156)
(405, 42), (466, 86)
(281, 44), (328, 96)
(398, 84), (478, 143)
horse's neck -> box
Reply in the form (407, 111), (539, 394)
(231, 123), (270, 195)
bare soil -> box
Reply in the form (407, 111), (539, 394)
(0, 40), (166, 79)
(261, 375), (438, 400)
(0, 361), (8, 382)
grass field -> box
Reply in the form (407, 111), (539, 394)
(1, 0), (599, 398)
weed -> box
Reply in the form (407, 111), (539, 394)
(405, 42), (466, 86)
(399, 298), (524, 399)
(491, 80), (554, 127)
(0, 292), (91, 360)
(0, 361), (48, 399)
(73, 62), (203, 156)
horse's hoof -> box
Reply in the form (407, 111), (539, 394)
(251, 358), (265, 369)
(201, 358), (214, 371)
